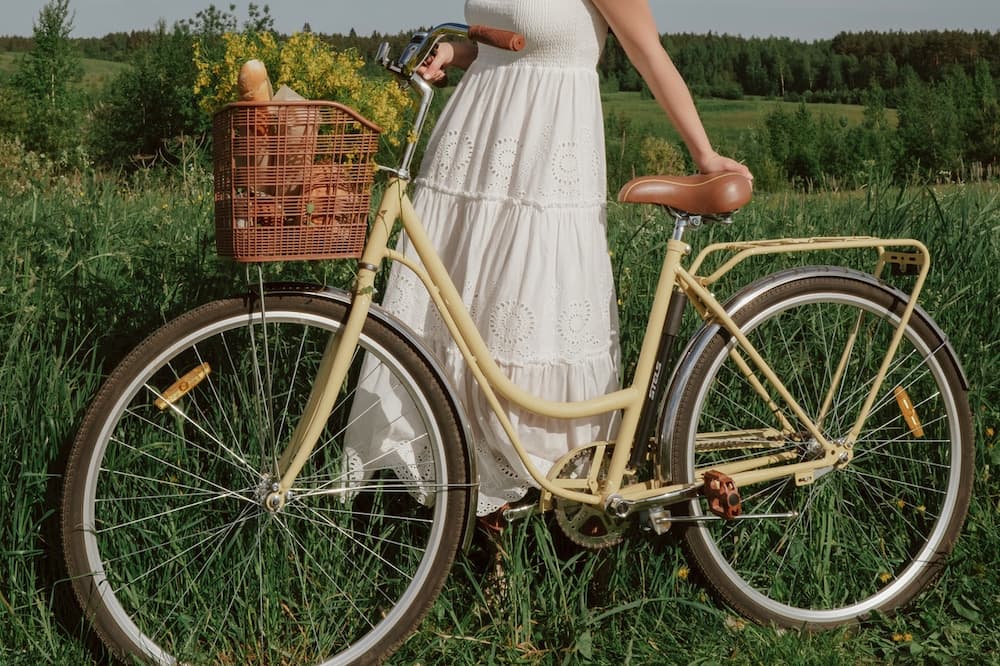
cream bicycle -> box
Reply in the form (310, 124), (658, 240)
(61, 22), (973, 666)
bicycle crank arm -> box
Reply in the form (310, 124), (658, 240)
(605, 486), (701, 518)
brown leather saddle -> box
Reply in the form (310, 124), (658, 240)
(617, 172), (753, 219)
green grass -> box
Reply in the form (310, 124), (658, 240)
(1, 147), (998, 664)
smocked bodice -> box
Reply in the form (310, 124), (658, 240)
(465, 0), (608, 69)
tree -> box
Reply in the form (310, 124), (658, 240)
(762, 104), (823, 187)
(895, 72), (962, 179)
(967, 60), (1000, 168)
(6, 0), (84, 158)
(853, 85), (900, 178)
(91, 4), (278, 169)
(89, 21), (205, 168)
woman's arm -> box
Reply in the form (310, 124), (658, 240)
(592, 0), (752, 179)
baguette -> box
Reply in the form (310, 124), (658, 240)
(237, 59), (273, 101)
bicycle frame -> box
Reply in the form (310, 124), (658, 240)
(268, 175), (933, 516)
(261, 20), (938, 517)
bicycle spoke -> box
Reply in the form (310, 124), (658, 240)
(674, 275), (970, 626)
(64, 296), (467, 663)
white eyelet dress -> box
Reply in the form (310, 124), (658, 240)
(351, 0), (621, 516)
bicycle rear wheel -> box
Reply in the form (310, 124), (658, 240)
(62, 292), (469, 665)
(667, 269), (972, 628)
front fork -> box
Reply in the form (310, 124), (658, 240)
(264, 181), (403, 510)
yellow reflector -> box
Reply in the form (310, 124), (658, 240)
(155, 363), (212, 411)
(893, 386), (924, 438)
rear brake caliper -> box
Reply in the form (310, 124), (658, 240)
(702, 470), (742, 520)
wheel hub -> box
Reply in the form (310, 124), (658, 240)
(256, 475), (292, 513)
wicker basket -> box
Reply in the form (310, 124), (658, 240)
(212, 100), (381, 262)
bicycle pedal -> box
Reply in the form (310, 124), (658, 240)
(502, 503), (535, 524)
(702, 470), (742, 520)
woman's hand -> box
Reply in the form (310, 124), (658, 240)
(697, 151), (754, 181)
(417, 41), (479, 83)
(417, 43), (453, 85)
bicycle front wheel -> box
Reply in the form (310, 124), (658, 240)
(667, 269), (972, 628)
(62, 292), (469, 665)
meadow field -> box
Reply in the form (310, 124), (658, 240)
(0, 138), (997, 664)
(0, 51), (128, 90)
(602, 91), (895, 150)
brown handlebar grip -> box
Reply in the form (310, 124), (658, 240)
(468, 25), (526, 51)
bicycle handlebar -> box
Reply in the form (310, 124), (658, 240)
(376, 22), (526, 180)
(380, 22), (525, 80)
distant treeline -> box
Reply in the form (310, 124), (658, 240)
(2, 28), (998, 102)
(0, 28), (416, 63)
(633, 30), (1000, 104)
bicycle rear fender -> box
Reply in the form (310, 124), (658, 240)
(656, 265), (969, 483)
(257, 282), (481, 550)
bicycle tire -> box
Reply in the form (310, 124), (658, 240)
(62, 293), (469, 664)
(667, 269), (972, 628)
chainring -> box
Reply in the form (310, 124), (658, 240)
(550, 443), (627, 550)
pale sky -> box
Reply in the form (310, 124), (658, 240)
(3, 0), (999, 42)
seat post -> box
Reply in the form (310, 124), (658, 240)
(671, 211), (695, 242)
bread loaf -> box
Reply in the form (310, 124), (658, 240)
(237, 59), (273, 101)
(305, 163), (354, 226)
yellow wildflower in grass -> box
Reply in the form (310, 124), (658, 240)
(676, 566), (689, 581)
(988, 426), (995, 438)
(193, 31), (409, 146)
(879, 572), (892, 583)
(724, 616), (747, 631)
(892, 632), (913, 642)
